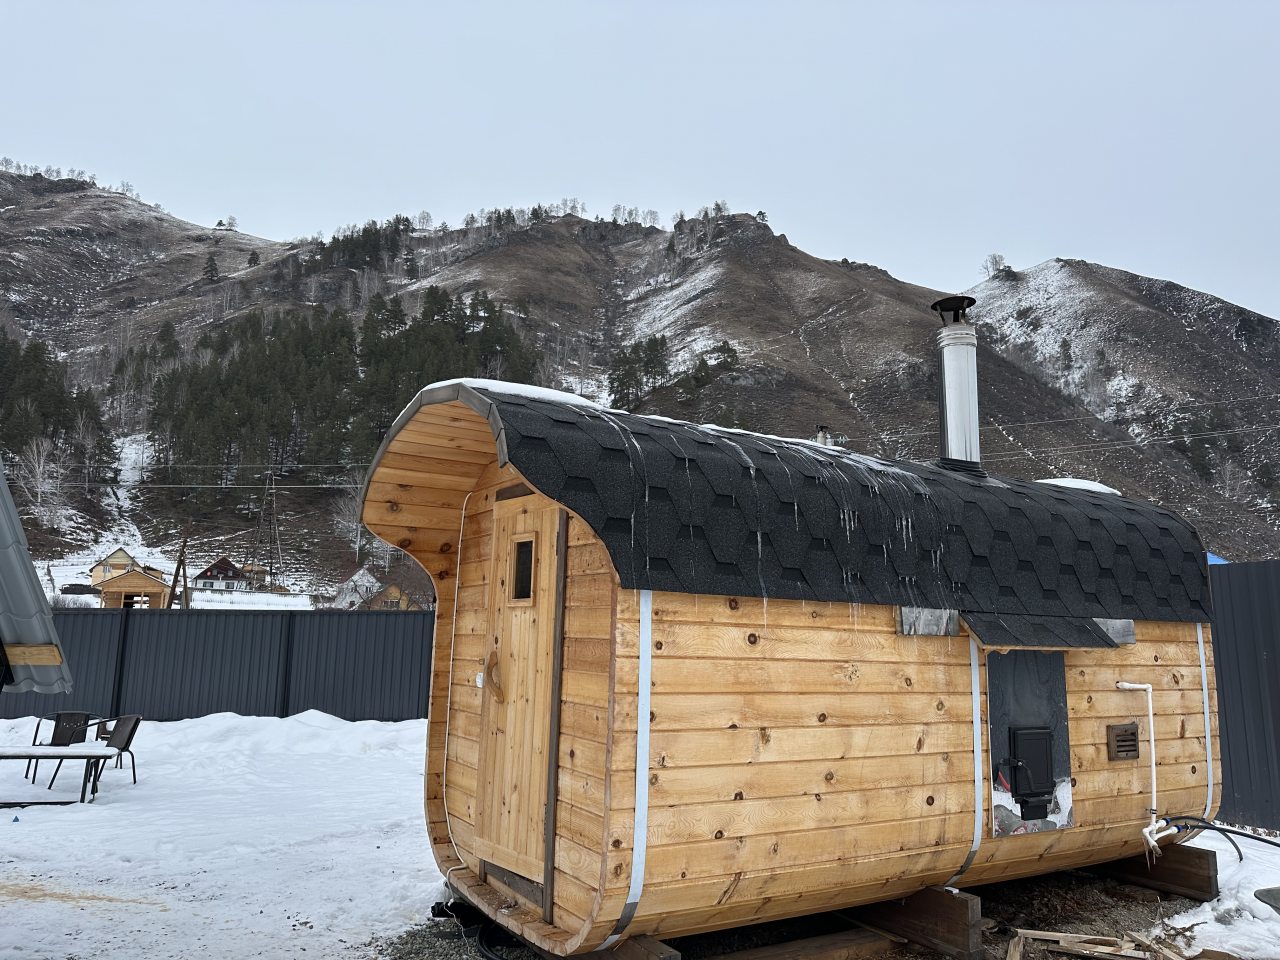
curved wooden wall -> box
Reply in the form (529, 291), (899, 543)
(363, 400), (612, 954)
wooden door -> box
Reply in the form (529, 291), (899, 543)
(473, 495), (563, 883)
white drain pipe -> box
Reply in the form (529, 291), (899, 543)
(1116, 681), (1179, 851)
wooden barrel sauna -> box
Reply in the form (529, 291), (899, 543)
(361, 378), (1219, 956)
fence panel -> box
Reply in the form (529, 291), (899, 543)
(3, 610), (435, 723)
(1210, 560), (1280, 830)
(286, 611), (433, 721)
(0, 610), (125, 720)
(117, 611), (290, 721)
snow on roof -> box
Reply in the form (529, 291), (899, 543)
(424, 377), (598, 408)
(1036, 477), (1122, 495)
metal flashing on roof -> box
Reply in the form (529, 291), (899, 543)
(1093, 618), (1137, 645)
(1, 455), (72, 695)
(961, 612), (1117, 650)
(366, 379), (1212, 624)
(899, 607), (962, 636)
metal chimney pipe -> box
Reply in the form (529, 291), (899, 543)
(931, 295), (981, 466)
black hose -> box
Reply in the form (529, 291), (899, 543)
(1164, 816), (1243, 862)
(476, 921), (520, 960)
(1170, 820), (1280, 854)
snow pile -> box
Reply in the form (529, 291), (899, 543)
(0, 712), (442, 959)
(1037, 477), (1122, 495)
(1163, 830), (1280, 959)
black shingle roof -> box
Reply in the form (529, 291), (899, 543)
(379, 381), (1211, 623)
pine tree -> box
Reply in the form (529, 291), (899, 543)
(607, 345), (645, 410)
(641, 335), (670, 390)
(203, 254), (220, 283)
(247, 250), (260, 267)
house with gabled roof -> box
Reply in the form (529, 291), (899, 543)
(97, 566), (171, 609)
(191, 555), (251, 592)
(88, 547), (139, 585)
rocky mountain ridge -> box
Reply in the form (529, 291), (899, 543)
(2, 170), (1276, 570)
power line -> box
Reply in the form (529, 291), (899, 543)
(847, 388), (1280, 445)
(35, 482), (355, 490)
(983, 421), (1280, 463)
(53, 463), (368, 470)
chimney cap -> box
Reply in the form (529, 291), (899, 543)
(931, 295), (976, 326)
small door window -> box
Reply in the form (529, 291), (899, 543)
(511, 537), (535, 601)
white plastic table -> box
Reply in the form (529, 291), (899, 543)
(0, 744), (120, 803)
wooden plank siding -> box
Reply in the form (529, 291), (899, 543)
(604, 592), (1219, 942)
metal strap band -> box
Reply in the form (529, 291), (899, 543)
(947, 637), (984, 885)
(1196, 623), (1215, 819)
(441, 490), (474, 869)
(601, 589), (653, 947)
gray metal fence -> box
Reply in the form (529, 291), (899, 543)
(0, 609), (434, 722)
(1210, 560), (1280, 829)
(12, 575), (1278, 827)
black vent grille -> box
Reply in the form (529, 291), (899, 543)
(1107, 722), (1140, 761)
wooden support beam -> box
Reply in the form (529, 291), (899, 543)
(2, 643), (63, 666)
(607, 936), (682, 960)
(855, 885), (983, 960)
(1089, 841), (1219, 902)
(543, 936), (682, 960)
(716, 927), (889, 960)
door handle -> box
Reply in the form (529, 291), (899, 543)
(485, 650), (505, 703)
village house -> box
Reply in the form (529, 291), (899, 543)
(88, 548), (165, 586)
(190, 556), (251, 592)
(88, 548), (172, 609)
(97, 567), (172, 609)
(365, 583), (425, 610)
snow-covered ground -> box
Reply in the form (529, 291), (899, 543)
(2, 710), (1278, 958)
(0, 712), (442, 959)
(1164, 830), (1280, 959)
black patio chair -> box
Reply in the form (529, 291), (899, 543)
(26, 711), (93, 783)
(48, 715), (142, 795)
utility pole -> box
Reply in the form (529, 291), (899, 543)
(167, 536), (188, 609)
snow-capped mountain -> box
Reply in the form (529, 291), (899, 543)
(3, 170), (1278, 567)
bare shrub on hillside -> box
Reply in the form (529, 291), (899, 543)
(331, 482), (366, 561)
(981, 253), (1008, 279)
(14, 436), (66, 516)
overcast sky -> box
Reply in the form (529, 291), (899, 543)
(5, 1), (1278, 315)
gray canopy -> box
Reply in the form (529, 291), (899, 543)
(1, 455), (71, 694)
